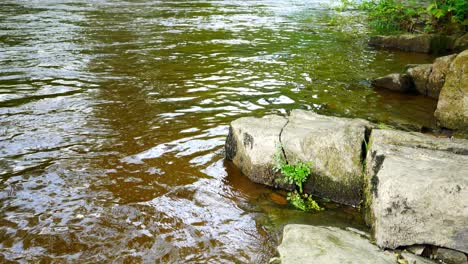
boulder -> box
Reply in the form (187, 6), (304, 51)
(454, 33), (468, 52)
(426, 54), (457, 98)
(430, 34), (457, 54)
(277, 225), (396, 264)
(435, 50), (468, 131)
(369, 34), (433, 53)
(371, 73), (414, 92)
(407, 245), (427, 256)
(404, 64), (422, 71)
(281, 110), (372, 206)
(226, 110), (372, 206)
(406, 64), (432, 96)
(404, 54), (457, 99)
(364, 129), (468, 253)
(369, 34), (456, 54)
(225, 115), (289, 188)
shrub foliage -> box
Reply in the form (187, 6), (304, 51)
(340, 0), (468, 34)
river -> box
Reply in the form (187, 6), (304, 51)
(0, 0), (436, 262)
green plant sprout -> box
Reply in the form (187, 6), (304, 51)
(274, 145), (323, 212)
(288, 192), (324, 212)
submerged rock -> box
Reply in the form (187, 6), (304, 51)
(364, 129), (468, 254)
(371, 73), (414, 92)
(277, 225), (395, 264)
(281, 110), (372, 206)
(435, 50), (468, 131)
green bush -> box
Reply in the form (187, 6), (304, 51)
(358, 0), (425, 33)
(339, 0), (468, 34)
(427, 0), (468, 32)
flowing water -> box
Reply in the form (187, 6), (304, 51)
(0, 0), (436, 262)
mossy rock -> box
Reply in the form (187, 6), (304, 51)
(435, 50), (468, 132)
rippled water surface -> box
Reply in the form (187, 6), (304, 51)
(0, 0), (436, 262)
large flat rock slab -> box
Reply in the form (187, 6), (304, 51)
(277, 225), (395, 264)
(225, 115), (289, 187)
(226, 110), (372, 206)
(365, 129), (468, 253)
(281, 110), (372, 206)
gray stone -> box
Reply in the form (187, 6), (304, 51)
(363, 128), (468, 153)
(369, 34), (433, 53)
(226, 110), (372, 206)
(405, 64), (422, 71)
(364, 129), (468, 253)
(346, 227), (371, 239)
(426, 54), (457, 98)
(407, 245), (427, 256)
(404, 55), (456, 99)
(372, 73), (414, 92)
(225, 115), (290, 188)
(435, 50), (468, 131)
(407, 64), (432, 96)
(281, 110), (372, 206)
(436, 248), (468, 264)
(277, 225), (396, 264)
(401, 252), (436, 264)
(369, 34), (456, 54)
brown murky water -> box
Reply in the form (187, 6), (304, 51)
(0, 0), (436, 262)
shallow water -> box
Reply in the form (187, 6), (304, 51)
(0, 0), (436, 262)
